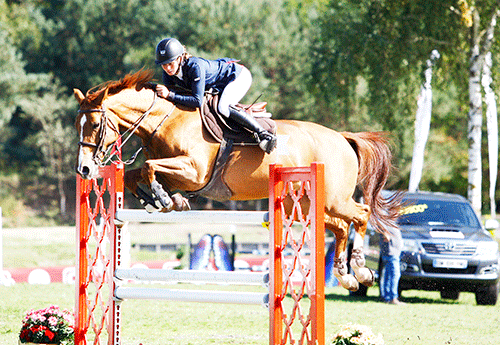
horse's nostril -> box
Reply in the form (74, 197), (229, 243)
(81, 166), (90, 177)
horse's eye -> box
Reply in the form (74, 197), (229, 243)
(92, 122), (100, 129)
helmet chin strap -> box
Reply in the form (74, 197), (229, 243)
(174, 56), (184, 76)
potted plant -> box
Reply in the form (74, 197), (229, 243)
(332, 324), (384, 345)
(19, 305), (74, 345)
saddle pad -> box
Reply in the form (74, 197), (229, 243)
(202, 94), (276, 145)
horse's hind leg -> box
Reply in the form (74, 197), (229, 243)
(326, 215), (359, 291)
(344, 200), (375, 287)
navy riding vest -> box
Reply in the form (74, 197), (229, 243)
(162, 56), (243, 109)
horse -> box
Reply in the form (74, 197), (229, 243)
(74, 69), (400, 292)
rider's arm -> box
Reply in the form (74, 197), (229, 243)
(166, 62), (205, 109)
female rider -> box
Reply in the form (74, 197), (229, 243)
(155, 37), (276, 154)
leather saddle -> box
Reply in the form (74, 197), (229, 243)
(201, 94), (276, 145)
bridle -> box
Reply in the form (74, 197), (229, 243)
(78, 91), (174, 166)
(78, 108), (111, 165)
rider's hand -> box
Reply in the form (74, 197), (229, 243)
(156, 85), (171, 99)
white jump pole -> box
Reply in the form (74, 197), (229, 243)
(115, 268), (269, 286)
(115, 209), (268, 224)
(115, 287), (269, 306)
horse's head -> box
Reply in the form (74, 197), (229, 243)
(74, 87), (120, 179)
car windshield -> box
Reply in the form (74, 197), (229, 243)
(397, 198), (482, 229)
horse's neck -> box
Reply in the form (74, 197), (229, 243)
(110, 88), (199, 140)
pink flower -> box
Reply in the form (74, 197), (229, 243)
(19, 306), (75, 344)
(48, 316), (58, 327)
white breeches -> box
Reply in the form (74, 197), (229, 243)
(218, 66), (252, 117)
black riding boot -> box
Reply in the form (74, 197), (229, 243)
(228, 106), (277, 154)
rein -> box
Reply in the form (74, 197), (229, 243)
(78, 91), (175, 166)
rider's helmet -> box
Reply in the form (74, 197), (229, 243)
(155, 38), (184, 65)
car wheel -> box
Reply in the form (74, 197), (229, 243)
(397, 284), (403, 298)
(475, 282), (499, 306)
(440, 289), (460, 300)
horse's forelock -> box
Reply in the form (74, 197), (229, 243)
(84, 69), (155, 107)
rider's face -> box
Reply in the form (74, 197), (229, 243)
(162, 57), (181, 76)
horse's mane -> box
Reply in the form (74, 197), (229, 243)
(84, 69), (156, 107)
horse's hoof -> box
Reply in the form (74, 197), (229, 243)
(150, 180), (173, 211)
(171, 193), (191, 211)
(357, 267), (375, 287)
(143, 203), (159, 213)
(350, 248), (374, 286)
(346, 282), (360, 291)
(336, 273), (359, 291)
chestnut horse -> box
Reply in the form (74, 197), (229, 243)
(74, 70), (400, 291)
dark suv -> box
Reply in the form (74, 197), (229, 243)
(349, 191), (500, 305)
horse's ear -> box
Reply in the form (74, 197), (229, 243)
(94, 87), (109, 105)
(103, 87), (109, 100)
(74, 89), (85, 104)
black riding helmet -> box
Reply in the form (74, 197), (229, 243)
(155, 38), (184, 65)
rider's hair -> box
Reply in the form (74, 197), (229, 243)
(181, 48), (192, 62)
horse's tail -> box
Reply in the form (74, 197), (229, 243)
(340, 131), (402, 236)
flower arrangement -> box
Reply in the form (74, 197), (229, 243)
(19, 305), (74, 344)
(331, 324), (384, 345)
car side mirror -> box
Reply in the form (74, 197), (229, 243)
(484, 218), (499, 231)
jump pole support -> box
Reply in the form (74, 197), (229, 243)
(75, 162), (325, 345)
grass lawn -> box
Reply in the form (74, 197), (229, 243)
(1, 282), (499, 345)
(2, 225), (500, 344)
(1, 223), (270, 268)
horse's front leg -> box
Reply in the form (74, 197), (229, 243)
(326, 216), (359, 291)
(124, 168), (163, 212)
(141, 156), (201, 212)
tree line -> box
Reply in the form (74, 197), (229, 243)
(1, 0), (499, 225)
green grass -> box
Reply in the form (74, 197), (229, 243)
(1, 223), (268, 268)
(1, 283), (500, 345)
(2, 225), (500, 344)
(2, 227), (76, 268)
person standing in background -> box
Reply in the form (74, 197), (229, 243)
(380, 226), (404, 305)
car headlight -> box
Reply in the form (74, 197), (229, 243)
(402, 239), (419, 253)
(475, 241), (499, 258)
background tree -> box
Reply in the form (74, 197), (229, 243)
(313, 0), (500, 213)
(1, 0), (74, 224)
(456, 0), (500, 213)
(1, 0), (321, 224)
(1, 0), (499, 225)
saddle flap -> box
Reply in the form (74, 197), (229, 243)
(202, 94), (276, 144)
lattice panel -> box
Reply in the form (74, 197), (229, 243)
(280, 181), (313, 344)
(76, 163), (123, 345)
(269, 163), (325, 345)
